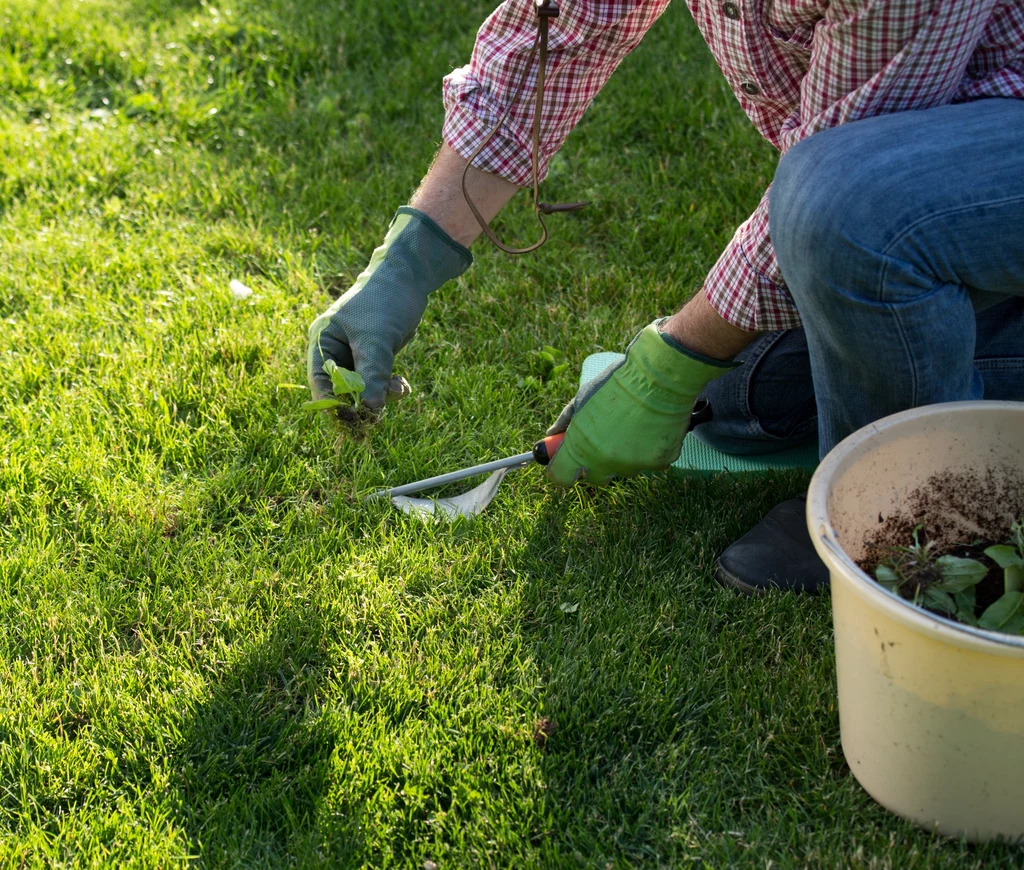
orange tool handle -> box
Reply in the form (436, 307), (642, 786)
(531, 432), (565, 466)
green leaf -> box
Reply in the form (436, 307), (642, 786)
(933, 555), (988, 592)
(874, 565), (901, 591)
(301, 398), (342, 411)
(953, 588), (977, 625)
(323, 359), (365, 398)
(922, 587), (956, 616)
(531, 345), (568, 380)
(542, 345), (566, 364)
(333, 367), (365, 395)
(954, 585), (976, 609)
(559, 602), (578, 614)
(276, 383), (308, 391)
(978, 591), (1024, 632)
(983, 545), (1024, 569)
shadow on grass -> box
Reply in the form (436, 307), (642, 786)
(509, 470), (846, 858)
(169, 605), (336, 864)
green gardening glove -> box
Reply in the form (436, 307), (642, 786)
(546, 319), (736, 486)
(307, 206), (472, 412)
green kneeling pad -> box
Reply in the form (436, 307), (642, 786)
(581, 352), (819, 476)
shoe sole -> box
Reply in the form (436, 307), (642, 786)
(713, 561), (764, 596)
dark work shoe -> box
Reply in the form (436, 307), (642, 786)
(714, 495), (830, 594)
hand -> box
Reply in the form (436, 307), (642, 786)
(306, 207), (472, 412)
(546, 320), (735, 486)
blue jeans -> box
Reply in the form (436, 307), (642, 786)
(695, 99), (1024, 460)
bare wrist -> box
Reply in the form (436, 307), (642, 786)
(661, 291), (760, 362)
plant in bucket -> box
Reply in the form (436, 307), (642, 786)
(806, 401), (1024, 843)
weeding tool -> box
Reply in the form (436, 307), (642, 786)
(369, 400), (713, 518)
(370, 433), (566, 501)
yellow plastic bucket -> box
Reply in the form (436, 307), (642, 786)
(806, 401), (1024, 842)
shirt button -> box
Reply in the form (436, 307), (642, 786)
(722, 2), (740, 19)
(740, 81), (760, 96)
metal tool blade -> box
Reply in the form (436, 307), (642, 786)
(389, 467), (514, 520)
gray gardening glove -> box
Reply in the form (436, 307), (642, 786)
(306, 206), (472, 412)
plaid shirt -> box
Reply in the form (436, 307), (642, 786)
(442, 1), (1024, 331)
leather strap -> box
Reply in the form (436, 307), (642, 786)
(461, 0), (590, 255)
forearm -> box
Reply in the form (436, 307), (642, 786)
(409, 144), (519, 249)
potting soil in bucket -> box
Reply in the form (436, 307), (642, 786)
(806, 401), (1024, 843)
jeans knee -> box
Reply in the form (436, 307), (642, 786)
(769, 137), (817, 249)
(769, 133), (855, 296)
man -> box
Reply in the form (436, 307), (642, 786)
(307, 0), (1024, 592)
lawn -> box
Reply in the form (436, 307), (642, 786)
(0, 0), (1019, 866)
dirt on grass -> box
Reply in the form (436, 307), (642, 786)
(532, 718), (558, 748)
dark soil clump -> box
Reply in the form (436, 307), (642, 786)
(532, 718), (557, 748)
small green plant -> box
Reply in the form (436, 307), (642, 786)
(977, 520), (1024, 634)
(533, 345), (569, 380)
(874, 521), (1024, 635)
(302, 358), (366, 412)
(874, 526), (987, 625)
(518, 345), (569, 393)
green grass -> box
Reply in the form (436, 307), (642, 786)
(0, 0), (1020, 865)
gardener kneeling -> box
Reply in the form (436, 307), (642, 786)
(307, 0), (1024, 593)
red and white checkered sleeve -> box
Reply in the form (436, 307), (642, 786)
(704, 2), (998, 332)
(443, 0), (669, 188)
(703, 186), (803, 333)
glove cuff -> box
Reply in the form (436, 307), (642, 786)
(653, 317), (739, 369)
(394, 206), (471, 264)
(389, 206), (472, 290)
(315, 206), (473, 342)
(627, 319), (737, 398)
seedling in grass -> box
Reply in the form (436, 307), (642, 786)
(874, 521), (1024, 635)
(302, 358), (365, 413)
(519, 345), (569, 392)
(534, 345), (569, 380)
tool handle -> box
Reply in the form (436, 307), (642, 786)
(531, 432), (565, 466)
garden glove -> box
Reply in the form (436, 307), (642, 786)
(307, 206), (472, 412)
(546, 319), (736, 487)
